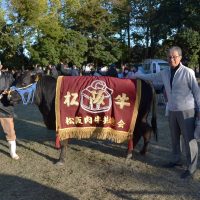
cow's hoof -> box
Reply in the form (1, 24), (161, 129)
(54, 160), (65, 166)
(126, 153), (133, 159)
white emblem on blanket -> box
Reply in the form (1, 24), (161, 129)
(80, 80), (113, 113)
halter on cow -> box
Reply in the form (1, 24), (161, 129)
(7, 71), (158, 165)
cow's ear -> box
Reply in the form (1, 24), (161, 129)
(29, 71), (39, 82)
(30, 74), (37, 82)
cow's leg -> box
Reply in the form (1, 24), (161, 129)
(126, 130), (142, 159)
(126, 136), (133, 159)
(55, 139), (68, 166)
(140, 124), (152, 155)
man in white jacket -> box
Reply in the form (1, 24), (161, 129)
(132, 46), (199, 179)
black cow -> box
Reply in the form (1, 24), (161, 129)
(8, 71), (157, 165)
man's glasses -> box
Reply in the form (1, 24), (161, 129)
(168, 56), (180, 60)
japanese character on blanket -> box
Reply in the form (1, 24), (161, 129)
(55, 76), (141, 145)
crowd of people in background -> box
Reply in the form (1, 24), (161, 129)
(29, 61), (144, 80)
(0, 58), (147, 82)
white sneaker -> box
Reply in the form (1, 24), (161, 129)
(8, 140), (20, 160)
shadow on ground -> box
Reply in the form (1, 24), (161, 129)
(0, 174), (78, 200)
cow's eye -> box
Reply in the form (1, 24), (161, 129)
(22, 82), (27, 86)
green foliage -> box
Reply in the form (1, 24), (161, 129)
(28, 29), (88, 67)
(0, 0), (199, 68)
(9, 0), (48, 26)
(155, 29), (200, 68)
(29, 38), (60, 66)
(59, 30), (88, 66)
(175, 29), (200, 68)
(0, 15), (24, 68)
(71, 0), (121, 65)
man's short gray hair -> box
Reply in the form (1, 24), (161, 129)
(168, 46), (182, 56)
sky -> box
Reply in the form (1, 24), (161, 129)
(0, 0), (6, 9)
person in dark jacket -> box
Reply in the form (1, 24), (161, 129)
(106, 64), (118, 77)
(0, 63), (19, 159)
(71, 65), (79, 76)
(59, 62), (72, 76)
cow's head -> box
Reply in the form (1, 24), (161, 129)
(7, 71), (38, 105)
(15, 71), (37, 87)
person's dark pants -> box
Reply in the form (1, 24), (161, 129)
(169, 109), (198, 174)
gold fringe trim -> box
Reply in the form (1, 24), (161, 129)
(128, 79), (141, 137)
(58, 127), (130, 143)
(55, 76), (63, 131)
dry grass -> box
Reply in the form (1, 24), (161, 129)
(0, 104), (200, 200)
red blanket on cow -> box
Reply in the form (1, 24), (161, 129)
(55, 76), (141, 143)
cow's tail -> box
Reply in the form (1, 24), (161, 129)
(151, 86), (158, 141)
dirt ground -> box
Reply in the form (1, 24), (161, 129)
(0, 103), (200, 200)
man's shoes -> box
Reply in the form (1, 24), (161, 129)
(180, 170), (195, 179)
(162, 162), (183, 168)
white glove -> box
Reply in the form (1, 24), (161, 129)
(194, 120), (200, 142)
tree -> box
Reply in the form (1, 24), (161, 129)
(66, 0), (122, 66)
(0, 0), (199, 68)
(5, 0), (88, 67)
(110, 0), (133, 64)
(0, 7), (25, 67)
(175, 29), (200, 68)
